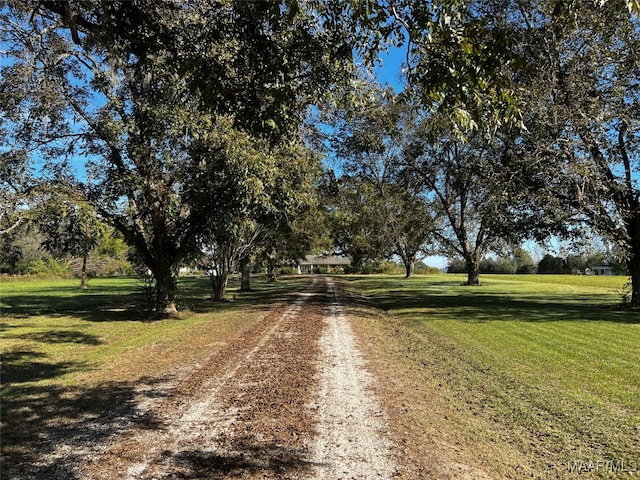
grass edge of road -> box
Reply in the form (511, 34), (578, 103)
(338, 274), (640, 479)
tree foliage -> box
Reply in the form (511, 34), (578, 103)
(0, 0), (370, 314)
(487, 0), (640, 303)
(35, 188), (104, 287)
(326, 89), (435, 276)
(321, 172), (389, 272)
(195, 131), (321, 300)
(402, 112), (538, 284)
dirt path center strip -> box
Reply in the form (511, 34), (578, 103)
(307, 277), (396, 479)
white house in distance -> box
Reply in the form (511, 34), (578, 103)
(297, 255), (351, 274)
(585, 265), (614, 276)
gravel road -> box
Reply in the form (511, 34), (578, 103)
(33, 276), (398, 480)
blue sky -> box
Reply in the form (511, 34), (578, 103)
(373, 46), (408, 92)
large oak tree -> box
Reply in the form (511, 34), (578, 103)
(1, 0), (372, 314)
(460, 0), (640, 304)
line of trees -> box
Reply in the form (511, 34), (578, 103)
(2, 1), (640, 309)
(446, 251), (624, 275)
(319, 0), (640, 305)
(1, 0), (365, 315)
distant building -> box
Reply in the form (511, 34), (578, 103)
(586, 265), (614, 276)
(297, 255), (351, 274)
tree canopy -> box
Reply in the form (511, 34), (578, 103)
(2, 0), (640, 308)
(0, 0), (376, 313)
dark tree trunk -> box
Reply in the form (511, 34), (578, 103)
(629, 256), (640, 307)
(267, 259), (277, 282)
(625, 213), (640, 307)
(404, 259), (415, 279)
(627, 220), (640, 307)
(240, 257), (252, 292)
(266, 248), (278, 282)
(153, 265), (178, 316)
(351, 254), (364, 274)
(210, 272), (231, 301)
(401, 250), (417, 279)
(465, 259), (481, 285)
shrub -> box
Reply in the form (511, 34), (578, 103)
(26, 257), (73, 278)
(415, 263), (442, 274)
(71, 255), (134, 277)
(380, 261), (404, 275)
(361, 262), (383, 274)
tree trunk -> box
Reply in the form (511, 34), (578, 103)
(629, 257), (640, 308)
(404, 259), (415, 279)
(153, 266), (178, 316)
(267, 259), (278, 282)
(266, 248), (278, 282)
(625, 213), (640, 307)
(465, 259), (481, 285)
(627, 227), (640, 307)
(210, 272), (231, 301)
(240, 257), (252, 292)
(351, 254), (364, 274)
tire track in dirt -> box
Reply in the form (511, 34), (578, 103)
(82, 278), (323, 479)
(307, 277), (396, 479)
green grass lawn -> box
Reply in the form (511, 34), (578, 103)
(0, 275), (308, 387)
(343, 273), (640, 478)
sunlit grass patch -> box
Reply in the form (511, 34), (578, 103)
(343, 274), (640, 478)
(0, 275), (302, 389)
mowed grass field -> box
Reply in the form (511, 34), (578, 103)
(343, 273), (640, 478)
(0, 275), (307, 471)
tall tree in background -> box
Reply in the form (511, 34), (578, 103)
(387, 188), (434, 278)
(195, 129), (321, 300)
(457, 0), (640, 303)
(526, 0), (640, 305)
(396, 0), (639, 287)
(322, 173), (392, 272)
(402, 113), (541, 285)
(328, 89), (435, 277)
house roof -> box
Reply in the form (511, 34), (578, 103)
(298, 255), (351, 266)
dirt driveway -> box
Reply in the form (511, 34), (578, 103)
(20, 277), (393, 479)
(5, 276), (495, 480)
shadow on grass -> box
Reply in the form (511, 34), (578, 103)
(11, 330), (104, 345)
(0, 275), (323, 479)
(369, 290), (640, 324)
(0, 349), (87, 385)
(337, 276), (640, 324)
(1, 311), (167, 478)
(0, 282), (148, 321)
(175, 276), (314, 314)
(0, 276), (313, 322)
(1, 373), (169, 480)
